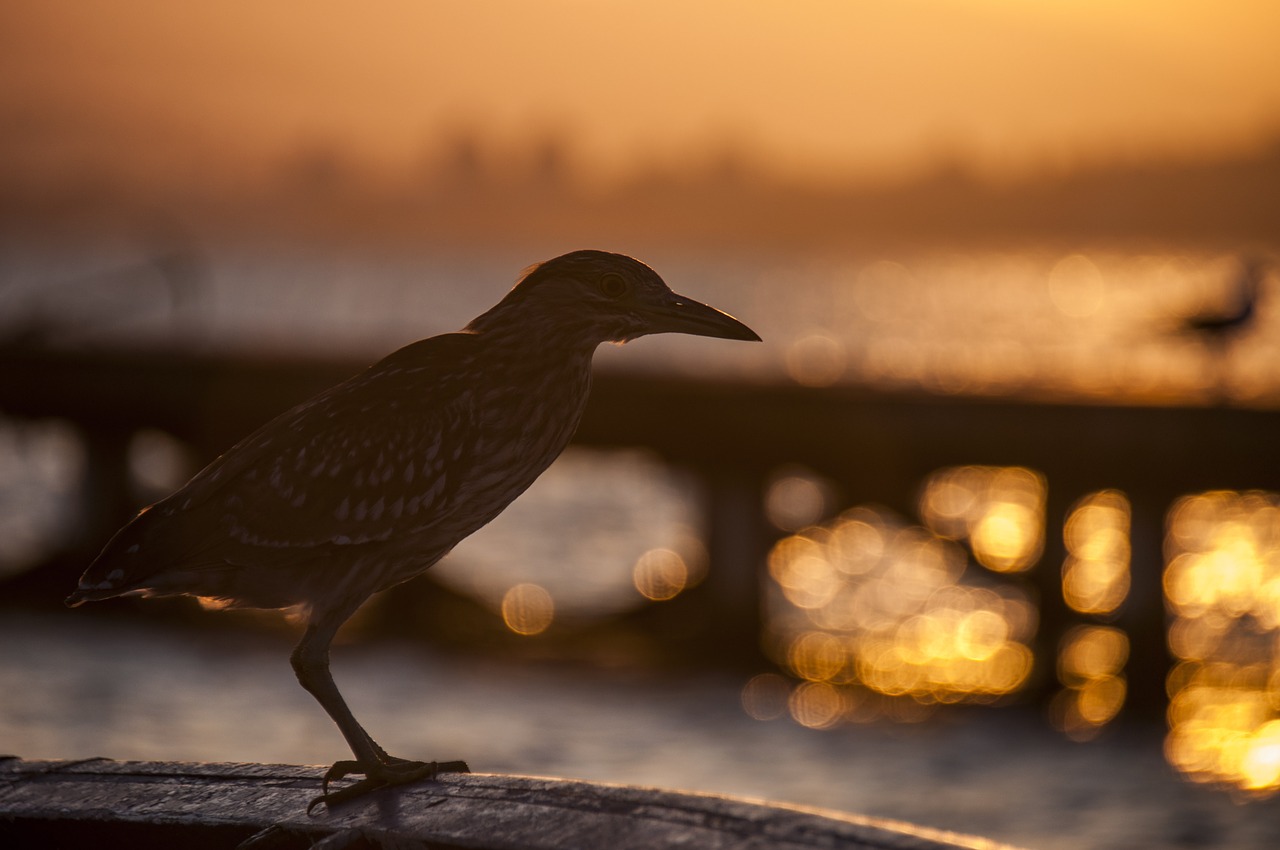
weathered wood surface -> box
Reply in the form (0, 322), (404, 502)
(0, 757), (1019, 850)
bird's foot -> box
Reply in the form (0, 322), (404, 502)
(307, 758), (470, 814)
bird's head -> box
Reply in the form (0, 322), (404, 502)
(467, 250), (760, 347)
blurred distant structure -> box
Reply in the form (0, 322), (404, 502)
(1, 238), (207, 348)
(3, 129), (1280, 255)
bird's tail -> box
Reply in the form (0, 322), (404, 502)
(65, 554), (142, 607)
(65, 506), (161, 607)
(65, 503), (274, 609)
(65, 584), (125, 607)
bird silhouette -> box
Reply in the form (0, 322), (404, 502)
(1178, 257), (1265, 347)
(66, 250), (759, 810)
(1174, 256), (1268, 401)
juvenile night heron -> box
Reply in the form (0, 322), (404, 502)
(66, 250), (759, 810)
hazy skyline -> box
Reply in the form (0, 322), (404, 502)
(3, 1), (1279, 191)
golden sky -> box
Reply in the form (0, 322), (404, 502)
(2, 0), (1278, 186)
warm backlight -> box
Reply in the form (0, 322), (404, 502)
(762, 487), (1039, 726)
(1164, 491), (1280, 796)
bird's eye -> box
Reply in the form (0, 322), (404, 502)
(598, 272), (628, 299)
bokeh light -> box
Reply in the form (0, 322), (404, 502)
(740, 673), (791, 721)
(1062, 490), (1131, 615)
(127, 428), (196, 500)
(1163, 490), (1280, 795)
(785, 332), (847, 387)
(788, 681), (848, 729)
(632, 548), (689, 601)
(760, 492), (1038, 727)
(0, 420), (84, 575)
(764, 466), (833, 532)
(501, 583), (555, 636)
(919, 466), (1046, 573)
(1052, 625), (1129, 741)
(1048, 254), (1107, 319)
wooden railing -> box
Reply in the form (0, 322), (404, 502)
(0, 756), (1020, 849)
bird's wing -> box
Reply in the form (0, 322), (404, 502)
(171, 333), (482, 552)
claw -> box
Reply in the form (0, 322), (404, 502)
(307, 758), (471, 814)
(308, 775), (389, 815)
(321, 759), (364, 794)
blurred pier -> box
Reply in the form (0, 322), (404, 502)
(3, 342), (1279, 721)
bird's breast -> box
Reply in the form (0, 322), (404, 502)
(435, 349), (594, 536)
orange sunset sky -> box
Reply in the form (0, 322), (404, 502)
(2, 0), (1279, 192)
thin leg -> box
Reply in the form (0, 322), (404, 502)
(290, 615), (383, 766)
(290, 611), (468, 812)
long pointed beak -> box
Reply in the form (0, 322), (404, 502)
(642, 291), (761, 341)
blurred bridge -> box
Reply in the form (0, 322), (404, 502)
(3, 341), (1279, 721)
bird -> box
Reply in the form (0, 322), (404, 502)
(1172, 256), (1268, 401)
(1178, 256), (1265, 349)
(66, 250), (760, 811)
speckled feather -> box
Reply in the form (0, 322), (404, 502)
(73, 331), (593, 611)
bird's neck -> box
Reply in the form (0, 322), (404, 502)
(465, 300), (615, 354)
(464, 320), (598, 412)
